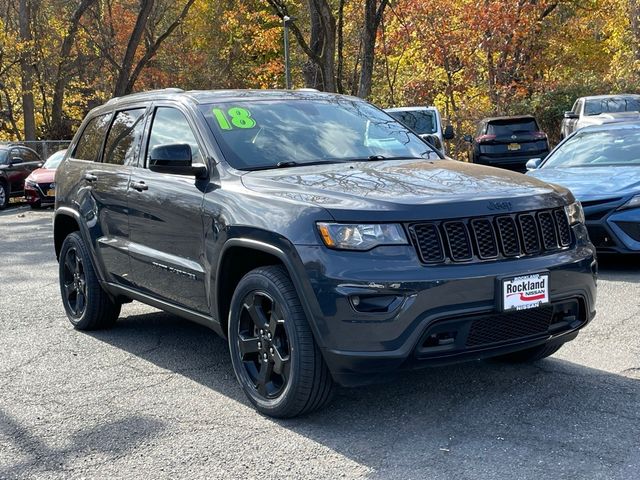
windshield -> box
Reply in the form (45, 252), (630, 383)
(585, 98), (640, 116)
(200, 98), (437, 170)
(386, 110), (437, 135)
(543, 129), (640, 168)
(43, 149), (66, 169)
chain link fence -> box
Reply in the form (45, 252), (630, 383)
(0, 140), (71, 161)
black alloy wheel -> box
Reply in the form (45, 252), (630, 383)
(58, 232), (121, 330)
(237, 291), (291, 398)
(228, 266), (334, 418)
(62, 245), (87, 318)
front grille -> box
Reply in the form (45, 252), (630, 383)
(443, 222), (472, 261)
(466, 306), (554, 347)
(410, 223), (444, 263)
(410, 208), (572, 264)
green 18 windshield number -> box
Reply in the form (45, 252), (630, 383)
(212, 107), (257, 130)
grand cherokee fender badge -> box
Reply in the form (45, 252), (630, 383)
(487, 201), (513, 211)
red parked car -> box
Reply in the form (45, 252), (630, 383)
(24, 149), (66, 208)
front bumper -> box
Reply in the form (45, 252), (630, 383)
(24, 183), (55, 205)
(475, 152), (549, 173)
(295, 224), (596, 386)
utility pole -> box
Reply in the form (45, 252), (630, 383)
(283, 16), (292, 89)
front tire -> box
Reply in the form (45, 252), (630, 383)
(494, 342), (564, 363)
(228, 265), (334, 418)
(59, 232), (121, 330)
(0, 182), (8, 209)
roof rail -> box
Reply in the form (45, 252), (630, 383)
(105, 87), (185, 105)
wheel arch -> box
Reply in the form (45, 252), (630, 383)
(54, 210), (82, 260)
(215, 238), (321, 345)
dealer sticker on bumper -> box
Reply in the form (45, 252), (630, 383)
(502, 273), (549, 311)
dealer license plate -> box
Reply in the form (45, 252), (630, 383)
(501, 273), (549, 311)
(507, 143), (521, 151)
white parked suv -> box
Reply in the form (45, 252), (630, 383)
(561, 94), (640, 139)
(385, 106), (454, 154)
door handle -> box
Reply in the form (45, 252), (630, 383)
(130, 180), (148, 192)
(83, 172), (97, 183)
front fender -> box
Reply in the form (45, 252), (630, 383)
(209, 227), (327, 348)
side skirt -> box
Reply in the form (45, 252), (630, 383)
(105, 282), (224, 337)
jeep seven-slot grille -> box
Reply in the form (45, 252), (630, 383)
(409, 208), (572, 264)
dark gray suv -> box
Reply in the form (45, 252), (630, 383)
(54, 89), (597, 417)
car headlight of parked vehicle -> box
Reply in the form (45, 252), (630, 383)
(565, 201), (585, 225)
(618, 195), (640, 211)
(24, 179), (37, 188)
(317, 222), (408, 250)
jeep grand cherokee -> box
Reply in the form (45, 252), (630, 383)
(54, 89), (597, 418)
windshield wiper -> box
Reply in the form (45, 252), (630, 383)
(244, 160), (343, 171)
(366, 155), (428, 161)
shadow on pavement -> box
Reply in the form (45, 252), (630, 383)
(84, 310), (640, 479)
(0, 409), (165, 478)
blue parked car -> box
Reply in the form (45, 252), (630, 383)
(527, 122), (640, 253)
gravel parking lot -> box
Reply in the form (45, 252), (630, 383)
(1, 205), (639, 479)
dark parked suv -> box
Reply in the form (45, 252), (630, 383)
(54, 89), (597, 417)
(0, 144), (42, 208)
(466, 115), (550, 172)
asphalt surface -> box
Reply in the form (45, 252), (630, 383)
(1, 204), (639, 479)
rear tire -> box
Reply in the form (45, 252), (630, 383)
(494, 342), (563, 363)
(228, 265), (334, 418)
(0, 182), (8, 209)
(59, 232), (121, 330)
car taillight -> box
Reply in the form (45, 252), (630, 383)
(476, 134), (496, 143)
(533, 131), (547, 139)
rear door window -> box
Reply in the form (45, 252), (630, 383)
(103, 108), (146, 166)
(487, 119), (538, 136)
(73, 113), (112, 161)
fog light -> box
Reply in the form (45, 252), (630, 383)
(351, 296), (360, 307)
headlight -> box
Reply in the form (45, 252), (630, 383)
(24, 179), (36, 188)
(317, 222), (408, 250)
(565, 201), (584, 225)
(619, 195), (640, 211)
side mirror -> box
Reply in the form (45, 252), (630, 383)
(526, 158), (542, 171)
(443, 124), (455, 140)
(463, 134), (473, 143)
(564, 111), (578, 119)
(37, 162), (43, 168)
(148, 144), (206, 177)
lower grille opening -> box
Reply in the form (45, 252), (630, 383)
(466, 307), (553, 347)
(417, 299), (584, 355)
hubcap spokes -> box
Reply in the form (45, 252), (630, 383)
(62, 248), (86, 317)
(238, 291), (291, 398)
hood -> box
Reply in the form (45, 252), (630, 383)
(582, 112), (640, 126)
(26, 168), (55, 184)
(528, 166), (640, 201)
(241, 159), (569, 221)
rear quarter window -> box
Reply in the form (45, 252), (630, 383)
(73, 113), (112, 161)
